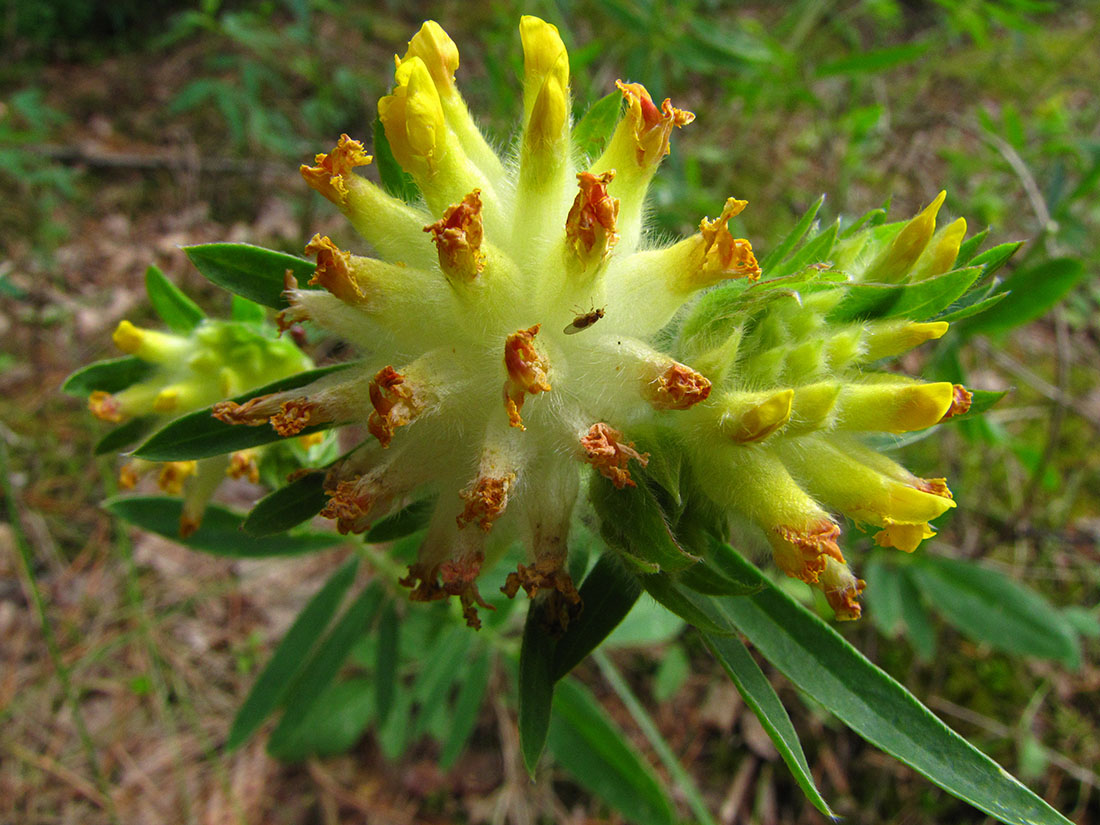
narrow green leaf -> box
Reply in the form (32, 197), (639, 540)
(133, 362), (353, 460)
(377, 689), (414, 760)
(552, 552), (643, 681)
(816, 41), (929, 77)
(409, 626), (471, 738)
(910, 555), (1079, 668)
(519, 600), (556, 777)
(828, 266), (982, 322)
(145, 264), (205, 332)
(707, 546), (1073, 825)
(374, 600), (399, 725)
(243, 473), (329, 536)
(897, 569), (937, 660)
(267, 677), (374, 761)
(230, 294), (268, 324)
(105, 496), (343, 557)
(373, 116), (421, 203)
(960, 258), (1086, 336)
(267, 582), (384, 756)
(62, 356), (154, 398)
(439, 647), (492, 769)
(642, 573), (734, 635)
(955, 228), (989, 266)
(184, 243), (315, 309)
(863, 556), (904, 637)
(227, 557), (358, 751)
(704, 634), (834, 818)
(573, 91), (623, 161)
(760, 195), (825, 273)
(768, 219), (839, 279)
(590, 473), (698, 572)
(94, 416), (155, 455)
(548, 678), (676, 825)
(935, 290), (1009, 322)
(365, 497), (435, 543)
(968, 240), (1024, 280)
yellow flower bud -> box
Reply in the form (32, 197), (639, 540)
(519, 16), (569, 104)
(378, 56), (446, 179)
(870, 190), (946, 282)
(834, 380), (954, 433)
(912, 216), (967, 281)
(719, 389), (794, 444)
(402, 21), (460, 95)
(862, 320), (949, 361)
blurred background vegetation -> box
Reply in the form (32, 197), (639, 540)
(2, 1), (1098, 823)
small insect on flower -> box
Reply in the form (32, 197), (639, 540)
(563, 306), (605, 335)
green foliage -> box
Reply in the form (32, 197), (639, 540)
(183, 244), (316, 309)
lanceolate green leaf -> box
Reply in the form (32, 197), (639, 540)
(828, 266), (982, 322)
(548, 677), (676, 825)
(145, 264), (205, 332)
(909, 555), (1080, 668)
(184, 243), (316, 309)
(242, 472), (329, 536)
(768, 218), (839, 279)
(227, 556), (359, 751)
(642, 573), (734, 635)
(760, 195), (825, 273)
(374, 600), (399, 725)
(591, 473), (699, 572)
(373, 116), (421, 203)
(704, 634), (834, 818)
(552, 552), (643, 681)
(267, 677), (375, 761)
(959, 257), (1087, 336)
(62, 356), (154, 398)
(105, 497), (343, 557)
(935, 290), (1009, 323)
(439, 647), (492, 769)
(94, 415), (156, 455)
(955, 228), (990, 266)
(707, 545), (1074, 825)
(267, 581), (385, 757)
(133, 362), (354, 460)
(573, 91), (623, 162)
(968, 240), (1024, 280)
(518, 599), (555, 777)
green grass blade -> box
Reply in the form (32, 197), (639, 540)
(704, 634), (835, 818)
(226, 557), (358, 750)
(374, 599), (399, 726)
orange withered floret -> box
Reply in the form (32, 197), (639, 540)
(697, 197), (761, 284)
(270, 398), (317, 436)
(771, 520), (845, 584)
(306, 235), (366, 305)
(938, 384), (973, 422)
(457, 472), (516, 531)
(820, 557), (866, 622)
(89, 390), (123, 423)
(367, 366), (421, 448)
(616, 80), (695, 167)
(915, 477), (953, 499)
(157, 461), (198, 496)
(581, 423), (650, 489)
(501, 556), (582, 633)
(647, 362), (712, 410)
(402, 554), (494, 629)
(565, 171), (620, 267)
(227, 450), (260, 484)
(425, 189), (485, 280)
(299, 134), (372, 206)
(503, 325), (552, 430)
